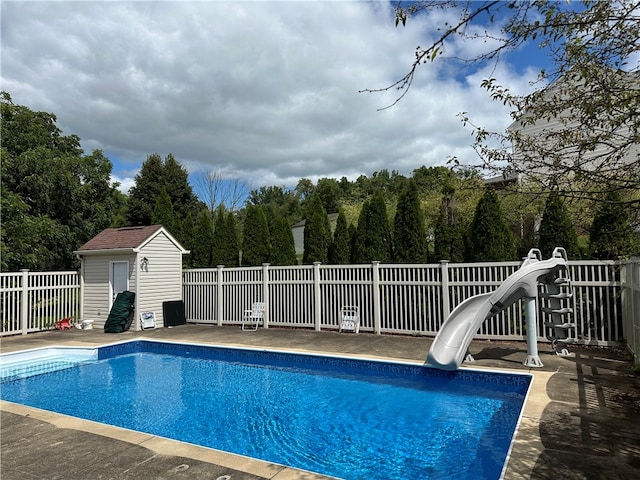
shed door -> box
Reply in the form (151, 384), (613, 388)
(110, 261), (129, 305)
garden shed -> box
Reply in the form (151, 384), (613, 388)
(75, 225), (189, 331)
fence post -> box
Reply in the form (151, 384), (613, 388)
(262, 263), (270, 329)
(313, 262), (321, 331)
(372, 261), (381, 334)
(78, 265), (84, 322)
(20, 269), (29, 335)
(216, 265), (224, 326)
(440, 260), (450, 321)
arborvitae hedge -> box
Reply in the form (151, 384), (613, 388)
(328, 209), (350, 264)
(269, 216), (297, 265)
(589, 191), (637, 259)
(351, 192), (392, 263)
(433, 185), (466, 262)
(468, 188), (516, 262)
(191, 210), (214, 267)
(242, 205), (270, 266)
(538, 191), (579, 259)
(393, 180), (428, 263)
(303, 195), (331, 264)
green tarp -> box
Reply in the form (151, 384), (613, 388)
(104, 291), (136, 333)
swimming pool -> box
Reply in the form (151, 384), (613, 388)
(0, 340), (531, 479)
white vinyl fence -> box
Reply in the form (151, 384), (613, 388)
(2, 260), (638, 360)
(1, 269), (80, 336)
(183, 259), (632, 347)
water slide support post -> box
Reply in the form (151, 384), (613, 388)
(523, 296), (544, 368)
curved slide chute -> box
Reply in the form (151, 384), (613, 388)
(427, 248), (568, 370)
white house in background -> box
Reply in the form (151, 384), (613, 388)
(506, 71), (639, 179)
(74, 225), (189, 331)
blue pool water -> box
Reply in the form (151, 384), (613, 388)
(0, 341), (531, 479)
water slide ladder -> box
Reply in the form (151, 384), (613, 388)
(540, 261), (575, 356)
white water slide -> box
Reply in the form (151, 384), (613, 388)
(427, 248), (569, 370)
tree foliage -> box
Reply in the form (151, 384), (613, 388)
(351, 192), (392, 263)
(0, 92), (123, 270)
(393, 180), (428, 263)
(589, 191), (639, 259)
(191, 210), (214, 268)
(269, 216), (297, 266)
(328, 209), (351, 265)
(538, 191), (580, 259)
(468, 188), (516, 262)
(127, 153), (200, 226)
(433, 184), (466, 262)
(242, 205), (270, 266)
(372, 1), (640, 205)
(302, 195), (331, 264)
(212, 207), (240, 267)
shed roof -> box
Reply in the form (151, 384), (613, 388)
(76, 225), (188, 254)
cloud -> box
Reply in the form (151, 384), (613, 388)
(1, 1), (543, 190)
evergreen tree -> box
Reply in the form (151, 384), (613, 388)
(589, 191), (637, 259)
(212, 206), (228, 266)
(191, 210), (214, 267)
(351, 192), (392, 263)
(181, 212), (195, 268)
(328, 209), (350, 264)
(126, 153), (200, 226)
(224, 212), (240, 267)
(242, 205), (270, 266)
(393, 180), (428, 263)
(433, 184), (466, 262)
(212, 206), (240, 267)
(468, 188), (517, 262)
(151, 187), (176, 233)
(538, 191), (580, 258)
(127, 153), (164, 226)
(302, 195), (331, 264)
(269, 216), (297, 265)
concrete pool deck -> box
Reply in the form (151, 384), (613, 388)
(1, 325), (639, 480)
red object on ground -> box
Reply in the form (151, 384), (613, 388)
(54, 318), (72, 330)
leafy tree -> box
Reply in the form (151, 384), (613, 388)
(269, 216), (297, 266)
(1, 93), (122, 269)
(538, 191), (580, 259)
(191, 210), (214, 268)
(433, 184), (466, 262)
(351, 192), (392, 263)
(374, 1), (640, 206)
(302, 195), (331, 264)
(248, 185), (301, 224)
(468, 188), (516, 262)
(589, 191), (638, 259)
(242, 205), (270, 266)
(316, 177), (342, 214)
(328, 209), (351, 264)
(393, 180), (428, 263)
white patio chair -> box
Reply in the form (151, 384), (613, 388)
(339, 306), (360, 333)
(242, 302), (265, 331)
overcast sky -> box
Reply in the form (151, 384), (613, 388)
(1, 1), (544, 195)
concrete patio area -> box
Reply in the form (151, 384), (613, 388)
(1, 325), (639, 479)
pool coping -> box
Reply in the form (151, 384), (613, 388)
(1, 338), (547, 480)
